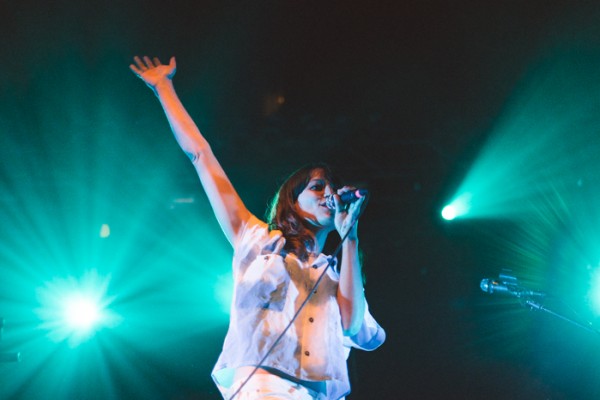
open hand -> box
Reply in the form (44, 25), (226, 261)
(130, 56), (176, 90)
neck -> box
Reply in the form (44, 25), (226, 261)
(310, 228), (329, 255)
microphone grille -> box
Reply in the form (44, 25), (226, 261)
(325, 195), (335, 210)
(480, 279), (491, 293)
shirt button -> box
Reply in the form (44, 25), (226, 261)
(264, 255), (270, 261)
(304, 351), (310, 356)
(309, 317), (314, 323)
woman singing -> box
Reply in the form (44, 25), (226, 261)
(130, 56), (385, 400)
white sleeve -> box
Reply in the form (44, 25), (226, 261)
(343, 300), (386, 351)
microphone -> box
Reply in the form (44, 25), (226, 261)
(480, 278), (546, 298)
(325, 189), (368, 210)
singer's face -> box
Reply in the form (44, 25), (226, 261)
(295, 169), (335, 230)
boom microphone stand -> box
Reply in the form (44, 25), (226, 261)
(481, 270), (600, 336)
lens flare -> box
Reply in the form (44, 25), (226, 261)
(588, 267), (600, 316)
(35, 270), (121, 347)
(441, 193), (472, 221)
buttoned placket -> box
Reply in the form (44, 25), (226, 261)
(214, 221), (376, 400)
(299, 259), (326, 371)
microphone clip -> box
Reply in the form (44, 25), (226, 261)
(480, 270), (546, 298)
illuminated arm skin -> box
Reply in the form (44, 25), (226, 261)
(131, 56), (366, 336)
(333, 191), (366, 336)
(130, 56), (250, 246)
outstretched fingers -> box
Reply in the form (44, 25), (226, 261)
(129, 55), (147, 76)
(140, 56), (153, 68)
(131, 55), (176, 72)
(130, 55), (161, 74)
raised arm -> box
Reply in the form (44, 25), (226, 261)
(130, 56), (251, 245)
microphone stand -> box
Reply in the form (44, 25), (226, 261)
(0, 317), (21, 363)
(521, 299), (600, 336)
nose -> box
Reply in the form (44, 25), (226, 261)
(324, 185), (333, 196)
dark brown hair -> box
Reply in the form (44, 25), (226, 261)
(267, 163), (337, 261)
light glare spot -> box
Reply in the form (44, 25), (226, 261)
(442, 193), (472, 221)
(99, 224), (110, 238)
(589, 267), (600, 316)
(442, 205), (457, 220)
(36, 270), (121, 347)
(64, 296), (100, 330)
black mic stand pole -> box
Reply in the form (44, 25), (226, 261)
(521, 299), (600, 336)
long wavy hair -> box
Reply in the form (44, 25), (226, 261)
(266, 163), (338, 261)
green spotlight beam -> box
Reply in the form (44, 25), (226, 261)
(447, 48), (600, 352)
(0, 56), (234, 399)
(447, 50), (600, 220)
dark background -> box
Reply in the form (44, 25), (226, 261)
(3, 1), (600, 399)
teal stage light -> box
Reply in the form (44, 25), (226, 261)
(63, 294), (101, 331)
(35, 270), (121, 347)
(441, 193), (472, 221)
(588, 267), (600, 316)
(441, 205), (457, 221)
